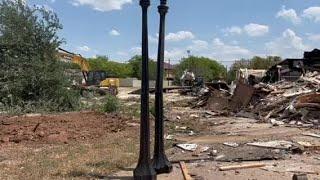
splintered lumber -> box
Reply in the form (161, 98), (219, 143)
(219, 163), (266, 171)
(179, 161), (192, 180)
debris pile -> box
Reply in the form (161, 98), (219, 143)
(248, 71), (320, 127)
(192, 71), (320, 127)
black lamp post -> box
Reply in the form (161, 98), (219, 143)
(153, 0), (172, 174)
(133, 0), (157, 179)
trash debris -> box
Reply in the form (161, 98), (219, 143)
(302, 133), (320, 138)
(223, 142), (239, 148)
(218, 163), (266, 171)
(192, 145), (210, 157)
(176, 144), (198, 152)
(176, 126), (188, 130)
(190, 114), (199, 118)
(247, 140), (293, 150)
(188, 131), (195, 136)
(270, 119), (285, 126)
(292, 174), (308, 180)
(209, 150), (218, 156)
(165, 135), (174, 140)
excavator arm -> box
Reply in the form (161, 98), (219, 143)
(58, 48), (90, 82)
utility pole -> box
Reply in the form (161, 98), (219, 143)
(153, 0), (172, 174)
(133, 0), (156, 179)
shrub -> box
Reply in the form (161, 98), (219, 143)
(101, 94), (120, 113)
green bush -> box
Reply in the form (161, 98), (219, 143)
(101, 95), (120, 113)
(0, 0), (80, 114)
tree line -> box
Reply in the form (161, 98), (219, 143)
(87, 55), (281, 83)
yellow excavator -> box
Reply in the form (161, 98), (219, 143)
(58, 48), (119, 95)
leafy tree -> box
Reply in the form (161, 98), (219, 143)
(174, 56), (227, 83)
(88, 56), (132, 78)
(0, 0), (80, 113)
(128, 55), (157, 80)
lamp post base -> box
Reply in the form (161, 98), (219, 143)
(152, 154), (173, 174)
(134, 163), (157, 180)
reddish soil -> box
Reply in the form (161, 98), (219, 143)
(0, 111), (133, 144)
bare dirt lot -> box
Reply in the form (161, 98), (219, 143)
(0, 111), (140, 179)
(0, 112), (131, 144)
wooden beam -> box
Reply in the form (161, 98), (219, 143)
(179, 161), (192, 180)
(219, 163), (266, 171)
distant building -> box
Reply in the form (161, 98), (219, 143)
(164, 62), (175, 81)
(263, 49), (320, 83)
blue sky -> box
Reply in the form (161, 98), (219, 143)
(28, 0), (320, 66)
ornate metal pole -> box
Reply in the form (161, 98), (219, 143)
(153, 0), (172, 174)
(134, 0), (157, 179)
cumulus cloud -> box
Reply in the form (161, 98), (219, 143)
(165, 31), (195, 42)
(244, 23), (269, 37)
(224, 23), (269, 37)
(109, 29), (120, 36)
(211, 38), (252, 59)
(302, 6), (320, 23)
(71, 0), (132, 12)
(276, 6), (301, 24)
(266, 29), (310, 58)
(162, 38), (252, 63)
(77, 45), (91, 52)
(224, 26), (242, 35)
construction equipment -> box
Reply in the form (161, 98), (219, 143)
(57, 48), (119, 95)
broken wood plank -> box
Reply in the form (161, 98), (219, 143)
(219, 163), (266, 171)
(179, 161), (192, 180)
(302, 133), (320, 139)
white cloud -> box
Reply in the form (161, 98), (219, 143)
(71, 0), (132, 12)
(266, 29), (310, 58)
(302, 6), (320, 23)
(162, 38), (252, 63)
(276, 6), (301, 24)
(166, 31), (195, 42)
(225, 26), (242, 35)
(77, 45), (91, 52)
(211, 38), (252, 60)
(244, 23), (269, 37)
(189, 40), (209, 51)
(109, 29), (120, 36)
(308, 34), (320, 42)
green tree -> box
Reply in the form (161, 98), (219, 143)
(0, 0), (80, 113)
(88, 56), (132, 78)
(128, 55), (157, 80)
(175, 56), (226, 82)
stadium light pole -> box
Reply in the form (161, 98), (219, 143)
(133, 0), (157, 179)
(153, 0), (172, 174)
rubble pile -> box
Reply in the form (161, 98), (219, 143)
(192, 71), (320, 127)
(248, 71), (320, 127)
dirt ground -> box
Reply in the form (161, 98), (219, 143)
(0, 110), (141, 179)
(0, 87), (319, 179)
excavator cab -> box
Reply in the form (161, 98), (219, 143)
(86, 71), (119, 95)
(86, 71), (108, 86)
